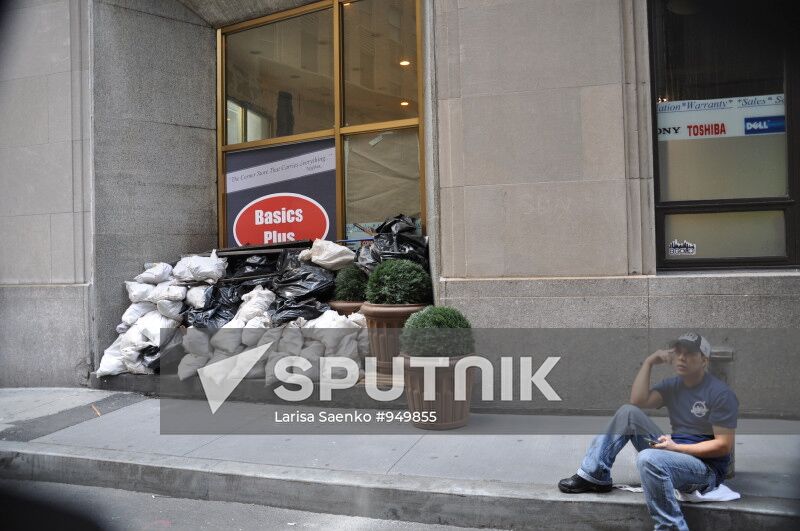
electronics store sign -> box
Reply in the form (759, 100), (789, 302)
(656, 94), (785, 140)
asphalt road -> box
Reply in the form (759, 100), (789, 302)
(0, 479), (493, 531)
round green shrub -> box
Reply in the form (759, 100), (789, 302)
(400, 306), (474, 357)
(334, 265), (368, 301)
(365, 259), (432, 305)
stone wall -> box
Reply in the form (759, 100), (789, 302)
(0, 0), (92, 386)
(91, 0), (218, 360)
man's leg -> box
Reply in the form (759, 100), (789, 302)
(577, 404), (664, 485)
(636, 448), (716, 531)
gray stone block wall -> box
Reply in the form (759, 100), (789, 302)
(91, 0), (217, 359)
(0, 285), (91, 387)
(435, 0), (634, 278)
(439, 273), (800, 416)
(0, 0), (93, 386)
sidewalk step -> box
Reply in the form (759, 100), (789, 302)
(0, 441), (797, 530)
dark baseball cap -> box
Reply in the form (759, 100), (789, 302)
(671, 332), (711, 357)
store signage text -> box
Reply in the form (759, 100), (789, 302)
(744, 115), (785, 135)
(687, 123), (727, 137)
(232, 193), (330, 246)
(656, 93), (784, 141)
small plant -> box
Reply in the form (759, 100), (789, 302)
(365, 259), (432, 305)
(400, 306), (474, 357)
(334, 265), (368, 301)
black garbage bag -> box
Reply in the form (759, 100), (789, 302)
(372, 214), (429, 269)
(270, 298), (330, 325)
(141, 345), (161, 370)
(186, 303), (237, 328)
(273, 260), (335, 300)
(277, 248), (303, 273)
(228, 254), (280, 278)
(354, 215), (429, 273)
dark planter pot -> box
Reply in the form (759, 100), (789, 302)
(402, 353), (476, 430)
(360, 302), (427, 375)
(328, 300), (363, 316)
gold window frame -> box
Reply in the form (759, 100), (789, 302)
(216, 0), (426, 247)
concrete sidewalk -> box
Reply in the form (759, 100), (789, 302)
(1, 388), (799, 529)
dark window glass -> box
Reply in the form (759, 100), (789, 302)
(225, 9), (334, 143)
(342, 0), (418, 126)
(651, 0), (797, 266)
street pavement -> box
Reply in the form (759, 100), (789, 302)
(1, 388), (799, 529)
(0, 479), (491, 531)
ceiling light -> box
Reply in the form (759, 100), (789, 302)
(400, 101), (409, 106)
(399, 60), (410, 66)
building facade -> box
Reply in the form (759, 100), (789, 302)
(1, 0), (797, 415)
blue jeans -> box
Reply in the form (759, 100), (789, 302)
(577, 404), (716, 531)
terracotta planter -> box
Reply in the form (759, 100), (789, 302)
(360, 302), (427, 375)
(402, 353), (476, 430)
(328, 300), (363, 316)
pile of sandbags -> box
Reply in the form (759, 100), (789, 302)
(178, 309), (369, 386)
(96, 252), (227, 377)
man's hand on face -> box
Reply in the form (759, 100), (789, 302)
(647, 349), (673, 366)
(652, 434), (679, 452)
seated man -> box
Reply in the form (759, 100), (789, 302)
(558, 332), (738, 531)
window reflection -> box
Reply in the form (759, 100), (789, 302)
(342, 0), (418, 126)
(225, 9), (334, 143)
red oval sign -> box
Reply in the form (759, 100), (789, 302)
(233, 193), (330, 246)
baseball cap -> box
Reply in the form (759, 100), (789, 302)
(672, 332), (711, 357)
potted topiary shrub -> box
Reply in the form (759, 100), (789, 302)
(329, 265), (367, 316)
(400, 306), (476, 430)
(360, 259), (433, 375)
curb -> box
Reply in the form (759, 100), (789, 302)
(1, 441), (798, 529)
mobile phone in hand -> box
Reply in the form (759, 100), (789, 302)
(643, 436), (659, 446)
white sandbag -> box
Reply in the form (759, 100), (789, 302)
(235, 286), (276, 322)
(115, 322), (130, 334)
(125, 281), (154, 303)
(308, 239), (355, 270)
(264, 351), (289, 386)
(137, 310), (180, 346)
(134, 262), (173, 284)
(303, 310), (361, 354)
(257, 326), (284, 350)
(121, 301), (156, 325)
(177, 352), (211, 380)
(124, 357), (154, 375)
(277, 324), (303, 356)
(204, 351), (234, 385)
(183, 326), (212, 357)
(157, 299), (184, 320)
(96, 336), (127, 377)
(146, 280), (187, 303)
(186, 286), (211, 309)
(228, 344), (268, 381)
(347, 312), (367, 328)
(293, 341), (324, 382)
(173, 250), (227, 283)
(120, 322), (152, 351)
(209, 318), (246, 354)
(242, 315), (271, 346)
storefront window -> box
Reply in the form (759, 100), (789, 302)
(225, 8), (334, 142)
(342, 0), (418, 126)
(344, 128), (420, 239)
(651, 0), (797, 267)
(218, 0), (424, 246)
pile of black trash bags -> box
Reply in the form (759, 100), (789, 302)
(96, 215), (427, 379)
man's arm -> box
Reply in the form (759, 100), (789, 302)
(630, 350), (670, 409)
(653, 426), (735, 458)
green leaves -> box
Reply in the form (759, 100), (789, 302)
(365, 259), (432, 305)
